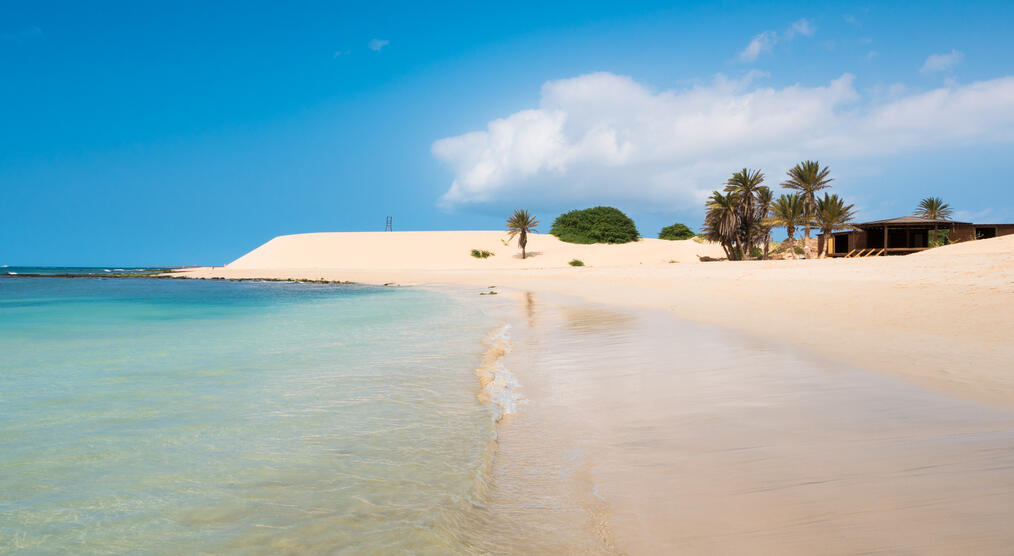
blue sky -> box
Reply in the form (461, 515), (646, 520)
(2, 1), (1013, 265)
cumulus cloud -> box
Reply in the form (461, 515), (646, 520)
(432, 71), (1014, 209)
(921, 50), (964, 73)
(368, 38), (389, 51)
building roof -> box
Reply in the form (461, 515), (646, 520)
(855, 216), (971, 227)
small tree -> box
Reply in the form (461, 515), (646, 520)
(915, 197), (953, 246)
(781, 161), (833, 245)
(815, 193), (856, 258)
(702, 191), (741, 259)
(724, 168), (766, 253)
(768, 193), (806, 259)
(549, 206), (639, 244)
(658, 223), (695, 240)
(506, 209), (539, 259)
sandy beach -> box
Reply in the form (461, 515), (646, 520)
(179, 231), (1014, 409)
(172, 231), (1014, 553)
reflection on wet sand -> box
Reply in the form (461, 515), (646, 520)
(495, 292), (1014, 554)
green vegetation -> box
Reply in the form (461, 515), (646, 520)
(569, 259), (585, 266)
(915, 197), (954, 248)
(767, 193), (807, 259)
(815, 193), (857, 258)
(701, 161), (840, 261)
(505, 209), (539, 259)
(550, 206), (639, 244)
(702, 169), (771, 260)
(915, 197), (953, 220)
(657, 222), (695, 240)
(470, 249), (494, 259)
(781, 161), (833, 241)
(930, 228), (951, 247)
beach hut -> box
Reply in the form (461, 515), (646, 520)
(819, 217), (1014, 257)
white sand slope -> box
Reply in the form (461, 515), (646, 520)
(227, 231), (725, 270)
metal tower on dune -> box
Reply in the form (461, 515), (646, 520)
(384, 216), (393, 232)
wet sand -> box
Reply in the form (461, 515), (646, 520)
(496, 291), (1014, 554)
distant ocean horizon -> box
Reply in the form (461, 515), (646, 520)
(0, 275), (518, 553)
(2, 266), (174, 276)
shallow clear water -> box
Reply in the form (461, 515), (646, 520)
(0, 277), (502, 553)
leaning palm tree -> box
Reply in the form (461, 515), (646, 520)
(506, 209), (539, 259)
(781, 161), (833, 242)
(914, 197), (953, 246)
(814, 193), (857, 258)
(724, 168), (766, 254)
(768, 193), (806, 259)
(703, 191), (741, 259)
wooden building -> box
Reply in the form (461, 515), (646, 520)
(820, 217), (1014, 257)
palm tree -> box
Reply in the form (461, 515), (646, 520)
(768, 193), (805, 259)
(724, 168), (766, 254)
(703, 191), (741, 259)
(915, 197), (953, 246)
(814, 193), (856, 258)
(755, 186), (773, 259)
(506, 209), (539, 259)
(781, 161), (833, 242)
(914, 197), (953, 220)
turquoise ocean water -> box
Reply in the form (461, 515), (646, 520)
(0, 276), (505, 553)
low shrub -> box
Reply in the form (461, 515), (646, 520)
(749, 247), (763, 259)
(470, 249), (494, 259)
(568, 259), (585, 267)
(550, 206), (639, 244)
(658, 223), (695, 241)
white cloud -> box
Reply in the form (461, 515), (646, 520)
(921, 50), (963, 73)
(787, 18), (816, 39)
(738, 31), (777, 62)
(432, 72), (1014, 209)
(368, 38), (390, 51)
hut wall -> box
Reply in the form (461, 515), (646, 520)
(951, 223), (976, 242)
(991, 224), (1014, 238)
(852, 230), (868, 250)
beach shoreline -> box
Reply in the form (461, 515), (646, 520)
(168, 232), (1014, 409)
(161, 231), (1014, 552)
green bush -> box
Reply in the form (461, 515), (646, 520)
(569, 259), (585, 267)
(794, 246), (804, 255)
(470, 249), (494, 259)
(658, 223), (695, 241)
(549, 206), (639, 244)
(749, 247), (763, 259)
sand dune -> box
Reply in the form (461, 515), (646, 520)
(227, 231), (725, 270)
